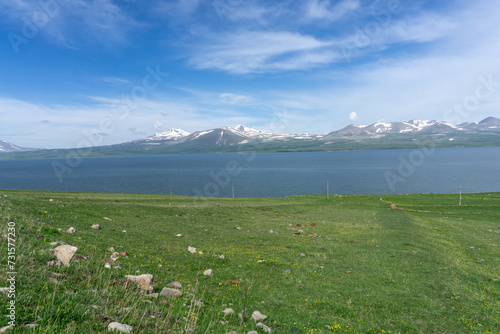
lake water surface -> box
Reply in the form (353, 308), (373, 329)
(0, 147), (499, 197)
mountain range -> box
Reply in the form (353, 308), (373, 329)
(1, 116), (499, 158)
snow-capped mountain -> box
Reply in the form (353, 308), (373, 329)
(323, 119), (465, 139)
(133, 128), (190, 145)
(0, 140), (37, 153)
(148, 128), (190, 141)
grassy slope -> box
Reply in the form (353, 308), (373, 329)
(0, 190), (499, 333)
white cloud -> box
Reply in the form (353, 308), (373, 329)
(219, 93), (254, 105)
(189, 30), (340, 73)
(306, 0), (359, 21)
(349, 112), (361, 122)
(0, 0), (136, 47)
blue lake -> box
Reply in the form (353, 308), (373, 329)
(0, 147), (499, 197)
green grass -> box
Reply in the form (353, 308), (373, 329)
(1, 190), (499, 333)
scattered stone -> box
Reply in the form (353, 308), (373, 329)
(248, 331), (259, 334)
(47, 260), (59, 267)
(257, 260), (266, 263)
(24, 324), (37, 328)
(107, 322), (133, 333)
(476, 259), (485, 262)
(49, 241), (64, 246)
(222, 308), (235, 315)
(219, 254), (225, 259)
(236, 226), (242, 230)
(105, 263), (112, 269)
(125, 274), (154, 292)
(108, 247), (115, 252)
(67, 227), (76, 234)
(104, 217), (112, 221)
(122, 230), (127, 233)
(176, 234), (182, 237)
(312, 233), (318, 237)
(296, 223), (301, 226)
(256, 322), (272, 333)
(192, 300), (204, 307)
(159, 287), (183, 298)
(300, 253), (305, 257)
(54, 245), (77, 267)
(203, 269), (213, 276)
(48, 278), (58, 284)
(390, 203), (398, 210)
(0, 325), (13, 333)
(120, 252), (127, 257)
(146, 293), (159, 299)
(251, 311), (267, 322)
(167, 281), (182, 288)
(199, 251), (204, 255)
(188, 246), (197, 254)
(269, 229), (274, 233)
(91, 224), (102, 230)
(110, 252), (120, 261)
(49, 199), (54, 202)
(310, 223), (316, 226)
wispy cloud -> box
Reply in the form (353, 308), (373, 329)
(305, 0), (360, 21)
(0, 0), (137, 47)
(189, 30), (339, 73)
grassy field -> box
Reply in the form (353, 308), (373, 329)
(0, 190), (499, 333)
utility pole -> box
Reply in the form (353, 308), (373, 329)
(232, 183), (235, 198)
(459, 185), (462, 206)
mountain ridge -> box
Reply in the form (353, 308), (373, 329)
(1, 116), (499, 158)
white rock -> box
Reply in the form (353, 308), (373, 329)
(105, 263), (112, 269)
(269, 229), (274, 233)
(167, 281), (182, 288)
(110, 252), (120, 261)
(256, 322), (272, 333)
(159, 287), (183, 298)
(122, 230), (127, 233)
(54, 245), (77, 267)
(247, 331), (259, 334)
(192, 300), (204, 307)
(125, 274), (154, 292)
(0, 325), (13, 333)
(176, 234), (182, 237)
(188, 246), (197, 254)
(104, 217), (112, 221)
(91, 224), (102, 230)
(300, 253), (305, 257)
(222, 308), (234, 315)
(251, 311), (267, 322)
(219, 254), (225, 259)
(67, 227), (75, 234)
(49, 199), (54, 202)
(107, 322), (133, 333)
(203, 269), (213, 276)
(108, 247), (115, 252)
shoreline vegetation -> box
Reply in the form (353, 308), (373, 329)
(1, 190), (499, 333)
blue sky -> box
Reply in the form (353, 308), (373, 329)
(1, 0), (499, 149)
